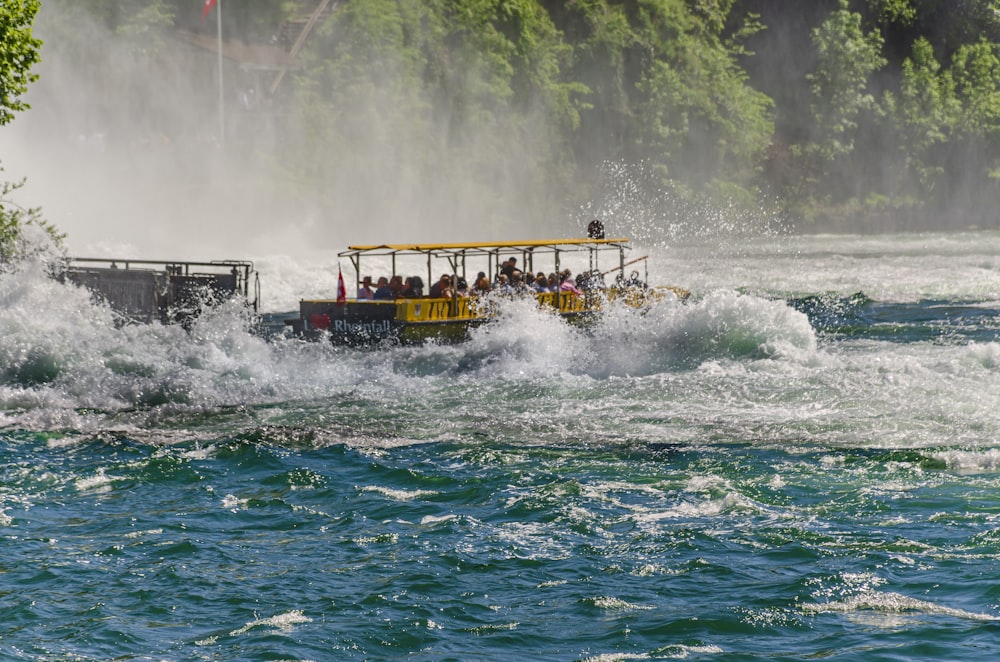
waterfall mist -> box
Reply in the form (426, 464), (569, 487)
(0, 3), (578, 260)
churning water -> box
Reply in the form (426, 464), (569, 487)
(3, 230), (1000, 660)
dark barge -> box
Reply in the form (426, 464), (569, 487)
(60, 258), (258, 325)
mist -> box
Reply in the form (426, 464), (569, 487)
(0, 2), (582, 262)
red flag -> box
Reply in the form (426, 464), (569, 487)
(336, 267), (347, 304)
(201, 0), (217, 20)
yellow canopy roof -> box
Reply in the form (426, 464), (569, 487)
(340, 237), (630, 257)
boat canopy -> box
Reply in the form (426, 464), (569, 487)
(338, 238), (634, 287)
(340, 237), (629, 255)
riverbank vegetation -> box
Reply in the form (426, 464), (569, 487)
(15, 0), (1000, 234)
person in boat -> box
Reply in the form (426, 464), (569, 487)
(401, 277), (421, 298)
(357, 276), (375, 300)
(456, 277), (470, 297)
(559, 270), (583, 295)
(533, 272), (550, 293)
(494, 273), (512, 295)
(576, 270), (604, 291)
(388, 275), (404, 298)
(373, 277), (393, 300)
(509, 271), (531, 295)
(500, 257), (517, 279)
(547, 272), (559, 290)
(475, 275), (492, 294)
(616, 270), (646, 290)
(429, 274), (454, 299)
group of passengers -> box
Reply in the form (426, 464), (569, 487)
(355, 256), (602, 301)
(356, 275), (427, 300)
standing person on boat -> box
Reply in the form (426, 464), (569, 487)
(357, 276), (375, 300)
(500, 257), (517, 279)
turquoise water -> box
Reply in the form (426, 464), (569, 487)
(4, 232), (1000, 660)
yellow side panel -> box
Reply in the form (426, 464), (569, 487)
(395, 297), (481, 322)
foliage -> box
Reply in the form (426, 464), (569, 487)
(0, 0), (41, 126)
(553, 0), (773, 211)
(882, 37), (957, 197)
(806, 0), (886, 164)
(0, 172), (64, 264)
(632, 0), (773, 192)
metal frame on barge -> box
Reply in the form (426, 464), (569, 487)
(288, 236), (685, 345)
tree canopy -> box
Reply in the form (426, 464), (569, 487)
(0, 0), (41, 127)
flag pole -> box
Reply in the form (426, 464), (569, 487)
(216, 0), (225, 149)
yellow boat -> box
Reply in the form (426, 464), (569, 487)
(288, 234), (687, 344)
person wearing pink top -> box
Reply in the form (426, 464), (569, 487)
(559, 270), (583, 295)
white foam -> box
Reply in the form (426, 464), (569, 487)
(929, 448), (1000, 473)
(581, 644), (725, 661)
(359, 485), (437, 500)
(221, 494), (247, 511)
(75, 470), (114, 493)
(802, 590), (1000, 623)
(586, 596), (656, 611)
(228, 609), (312, 636)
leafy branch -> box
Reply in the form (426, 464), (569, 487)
(0, 168), (64, 264)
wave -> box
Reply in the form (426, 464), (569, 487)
(23, 252), (1000, 451)
(404, 289), (819, 380)
(0, 276), (820, 434)
(801, 590), (1000, 623)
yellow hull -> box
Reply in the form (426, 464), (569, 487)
(293, 287), (688, 345)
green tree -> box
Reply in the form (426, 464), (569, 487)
(561, 0), (773, 208)
(0, 0), (41, 127)
(883, 37), (958, 199)
(806, 0), (886, 165)
(634, 0), (773, 200)
(0, 0), (52, 263)
(781, 0), (886, 217)
(0, 172), (62, 263)
(944, 37), (1000, 210)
